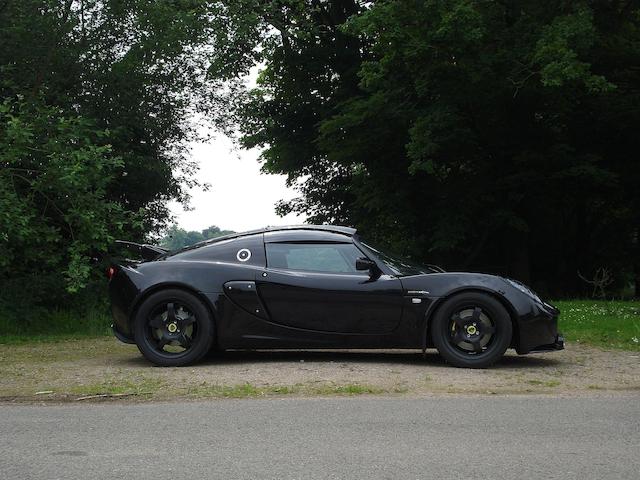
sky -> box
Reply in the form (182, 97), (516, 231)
(167, 132), (306, 233)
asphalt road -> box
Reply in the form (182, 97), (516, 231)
(1, 396), (638, 479)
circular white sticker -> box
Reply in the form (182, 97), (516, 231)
(236, 248), (251, 262)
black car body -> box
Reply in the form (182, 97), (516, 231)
(109, 225), (563, 368)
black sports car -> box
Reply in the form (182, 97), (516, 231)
(108, 225), (563, 368)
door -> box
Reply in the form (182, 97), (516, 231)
(256, 242), (403, 334)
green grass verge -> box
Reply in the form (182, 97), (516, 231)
(0, 306), (111, 344)
(1, 300), (638, 352)
(555, 300), (640, 351)
(181, 382), (389, 398)
(36, 379), (390, 400)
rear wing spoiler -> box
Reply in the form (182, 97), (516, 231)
(115, 240), (168, 262)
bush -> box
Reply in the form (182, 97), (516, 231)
(0, 276), (111, 340)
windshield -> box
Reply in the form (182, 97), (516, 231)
(358, 239), (443, 276)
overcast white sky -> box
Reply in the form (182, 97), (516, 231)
(167, 132), (306, 233)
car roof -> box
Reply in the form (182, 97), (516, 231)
(173, 224), (357, 253)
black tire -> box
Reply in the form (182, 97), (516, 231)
(133, 289), (214, 367)
(431, 292), (512, 368)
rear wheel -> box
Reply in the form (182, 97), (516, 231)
(133, 289), (214, 366)
(431, 292), (512, 368)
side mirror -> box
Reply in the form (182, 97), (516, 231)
(356, 257), (375, 271)
(356, 257), (380, 278)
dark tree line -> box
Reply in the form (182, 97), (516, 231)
(1, 0), (638, 307)
(220, 0), (640, 297)
(160, 225), (235, 251)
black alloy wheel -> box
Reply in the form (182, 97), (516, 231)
(148, 302), (196, 352)
(133, 289), (214, 366)
(431, 292), (512, 368)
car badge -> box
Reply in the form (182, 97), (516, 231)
(236, 248), (252, 262)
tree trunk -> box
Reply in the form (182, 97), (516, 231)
(634, 262), (640, 299)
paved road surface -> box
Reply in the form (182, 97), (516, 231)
(1, 396), (638, 479)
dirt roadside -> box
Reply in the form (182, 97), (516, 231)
(1, 338), (638, 403)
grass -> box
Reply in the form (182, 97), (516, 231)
(554, 300), (640, 351)
(9, 376), (389, 401)
(526, 379), (561, 387)
(179, 382), (387, 399)
(69, 377), (167, 396)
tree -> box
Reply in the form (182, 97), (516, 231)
(159, 225), (235, 250)
(212, 0), (640, 297)
(0, 97), (130, 292)
(0, 0), (220, 296)
(2, 0), (638, 301)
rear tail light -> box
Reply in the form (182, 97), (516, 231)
(106, 266), (117, 280)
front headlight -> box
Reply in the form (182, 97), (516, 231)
(503, 278), (542, 303)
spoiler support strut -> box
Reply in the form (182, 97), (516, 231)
(115, 240), (168, 261)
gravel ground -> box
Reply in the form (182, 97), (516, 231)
(1, 338), (638, 402)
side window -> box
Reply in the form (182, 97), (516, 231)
(176, 233), (266, 266)
(266, 243), (364, 273)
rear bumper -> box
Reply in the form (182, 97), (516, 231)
(111, 323), (135, 344)
(108, 267), (140, 344)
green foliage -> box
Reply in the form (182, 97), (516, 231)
(533, 8), (614, 92)
(1, 97), (132, 291)
(159, 225), (235, 250)
(0, 0), (221, 303)
(213, 0), (640, 297)
(0, 280), (112, 343)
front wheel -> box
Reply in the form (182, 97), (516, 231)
(133, 289), (214, 367)
(431, 292), (512, 368)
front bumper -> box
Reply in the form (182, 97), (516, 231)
(516, 302), (564, 354)
(529, 334), (564, 352)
